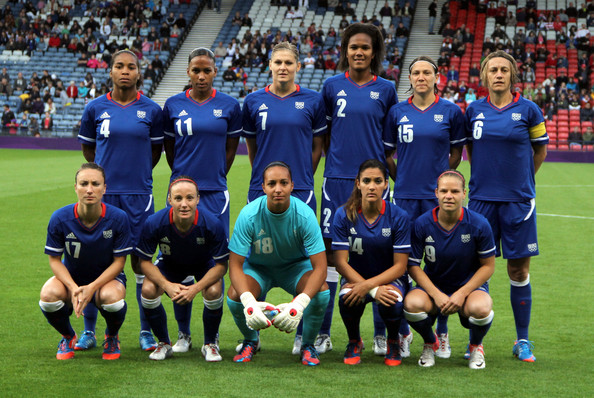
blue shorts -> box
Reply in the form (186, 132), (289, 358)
(248, 188), (317, 214)
(243, 259), (312, 299)
(469, 199), (539, 259)
(103, 193), (154, 246)
(154, 256), (213, 284)
(339, 274), (409, 303)
(321, 178), (390, 238)
(413, 281), (489, 297)
(198, 190), (230, 238)
(394, 198), (438, 221)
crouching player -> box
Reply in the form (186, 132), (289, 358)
(227, 162), (330, 366)
(135, 177), (229, 361)
(40, 163), (130, 360)
(404, 170), (496, 369)
(332, 160), (411, 366)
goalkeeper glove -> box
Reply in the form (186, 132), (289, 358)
(240, 292), (273, 330)
(273, 293), (311, 333)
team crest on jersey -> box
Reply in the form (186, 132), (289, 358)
(370, 91), (379, 100)
(461, 234), (471, 243)
(527, 243), (538, 252)
(213, 109), (222, 117)
(382, 228), (391, 237)
(196, 237), (205, 245)
(103, 230), (113, 239)
(434, 114), (444, 122)
(295, 101), (305, 109)
(512, 113), (522, 121)
(137, 110), (146, 119)
(350, 227), (357, 235)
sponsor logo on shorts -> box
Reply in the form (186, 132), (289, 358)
(137, 110), (146, 119)
(213, 109), (222, 117)
(382, 228), (391, 237)
(370, 91), (379, 100)
(103, 229), (113, 239)
(196, 237), (205, 245)
(295, 101), (305, 109)
(527, 243), (538, 252)
(434, 114), (443, 122)
(512, 113), (522, 121)
(461, 234), (471, 243)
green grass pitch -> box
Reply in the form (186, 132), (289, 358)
(0, 149), (592, 397)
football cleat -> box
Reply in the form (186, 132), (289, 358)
(314, 334), (333, 354)
(464, 343), (471, 360)
(435, 333), (451, 359)
(235, 338), (261, 353)
(201, 343), (223, 362)
(398, 332), (413, 358)
(291, 334), (302, 355)
(513, 339), (536, 362)
(149, 342), (173, 361)
(102, 335), (121, 360)
(234, 340), (258, 363)
(343, 339), (364, 365)
(172, 331), (192, 353)
(373, 335), (387, 356)
(74, 330), (96, 351)
(56, 334), (77, 360)
(418, 340), (439, 367)
(468, 344), (485, 369)
(139, 330), (157, 351)
(384, 339), (402, 366)
(301, 344), (321, 366)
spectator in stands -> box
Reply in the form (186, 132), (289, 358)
(19, 112), (29, 135)
(437, 51), (450, 68)
(144, 64), (157, 82)
(2, 103), (15, 126)
(165, 11), (176, 26)
(324, 54), (336, 71)
(447, 66), (459, 83)
(83, 15), (100, 32)
(303, 52), (315, 69)
(395, 22), (409, 38)
(223, 65), (236, 82)
(580, 102), (594, 121)
(0, 76), (12, 99)
(240, 12), (252, 28)
(78, 81), (89, 99)
(232, 11), (242, 26)
(400, 1), (414, 18)
(583, 127), (594, 144)
(385, 62), (399, 81)
(314, 54), (325, 70)
(557, 92), (570, 109)
(214, 41), (226, 58)
(379, 2), (392, 17)
(568, 126), (583, 148)
(175, 13), (187, 29)
(41, 110), (52, 132)
(44, 97), (56, 114)
(569, 93), (581, 110)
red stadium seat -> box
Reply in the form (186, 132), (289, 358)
(547, 143), (557, 150)
(558, 144), (569, 150)
(570, 145), (582, 151)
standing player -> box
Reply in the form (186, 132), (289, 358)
(135, 177), (229, 361)
(465, 50), (548, 362)
(383, 56), (466, 359)
(78, 50), (164, 352)
(332, 160), (411, 366)
(319, 23), (398, 356)
(162, 47), (241, 352)
(404, 170), (496, 369)
(227, 162), (330, 366)
(242, 41), (326, 213)
(40, 163), (130, 360)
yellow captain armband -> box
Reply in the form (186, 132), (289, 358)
(529, 122), (547, 140)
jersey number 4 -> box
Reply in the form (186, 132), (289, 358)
(100, 120), (110, 138)
(348, 237), (364, 255)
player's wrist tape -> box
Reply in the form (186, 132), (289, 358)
(368, 287), (379, 299)
(293, 293), (311, 309)
(240, 292), (257, 307)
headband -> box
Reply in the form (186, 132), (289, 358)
(409, 59), (438, 74)
(437, 170), (465, 186)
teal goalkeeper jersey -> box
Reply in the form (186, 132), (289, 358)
(229, 196), (325, 268)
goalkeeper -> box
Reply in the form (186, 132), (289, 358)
(227, 161), (330, 366)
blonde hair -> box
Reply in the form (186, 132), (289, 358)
(479, 50), (519, 89)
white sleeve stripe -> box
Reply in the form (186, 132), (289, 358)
(135, 248), (154, 257)
(164, 131), (175, 137)
(113, 247), (132, 254)
(393, 244), (411, 249)
(45, 246), (64, 253)
(213, 253), (229, 260)
(227, 128), (242, 134)
(150, 136), (162, 141)
(409, 257), (422, 264)
(333, 241), (349, 247)
(77, 135), (95, 143)
(313, 125), (328, 133)
(478, 246), (496, 255)
(450, 138), (466, 144)
(531, 136), (548, 142)
(383, 141), (395, 148)
(326, 115), (332, 120)
(243, 129), (256, 135)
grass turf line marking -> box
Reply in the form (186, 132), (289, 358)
(537, 213), (594, 220)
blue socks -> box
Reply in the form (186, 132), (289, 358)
(99, 300), (127, 336)
(469, 311), (494, 346)
(510, 276), (532, 340)
(39, 300), (75, 337)
(82, 301), (98, 332)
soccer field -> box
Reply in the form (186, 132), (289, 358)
(0, 149), (592, 397)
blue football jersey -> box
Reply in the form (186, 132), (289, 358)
(163, 89), (242, 191)
(242, 85), (327, 191)
(322, 72), (397, 179)
(383, 96), (466, 199)
(332, 200), (411, 280)
(78, 92), (164, 194)
(229, 196), (325, 268)
(408, 207), (496, 292)
(135, 207), (229, 278)
(45, 203), (133, 285)
(465, 93), (548, 201)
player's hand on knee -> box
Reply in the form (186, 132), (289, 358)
(273, 293), (311, 333)
(240, 292), (272, 330)
(373, 285), (403, 306)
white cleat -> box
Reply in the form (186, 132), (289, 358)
(468, 344), (486, 369)
(149, 342), (173, 361)
(373, 335), (387, 356)
(398, 332), (413, 358)
(201, 343), (223, 362)
(292, 335), (302, 355)
(314, 334), (333, 354)
(172, 332), (192, 353)
(435, 333), (451, 359)
(418, 341), (437, 367)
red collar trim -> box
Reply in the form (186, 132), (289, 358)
(345, 71), (377, 86)
(106, 91), (140, 107)
(357, 199), (386, 214)
(186, 88), (216, 104)
(74, 202), (106, 219)
(264, 84), (300, 98)
(432, 206), (464, 222)
(168, 207), (199, 226)
(486, 92), (520, 109)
